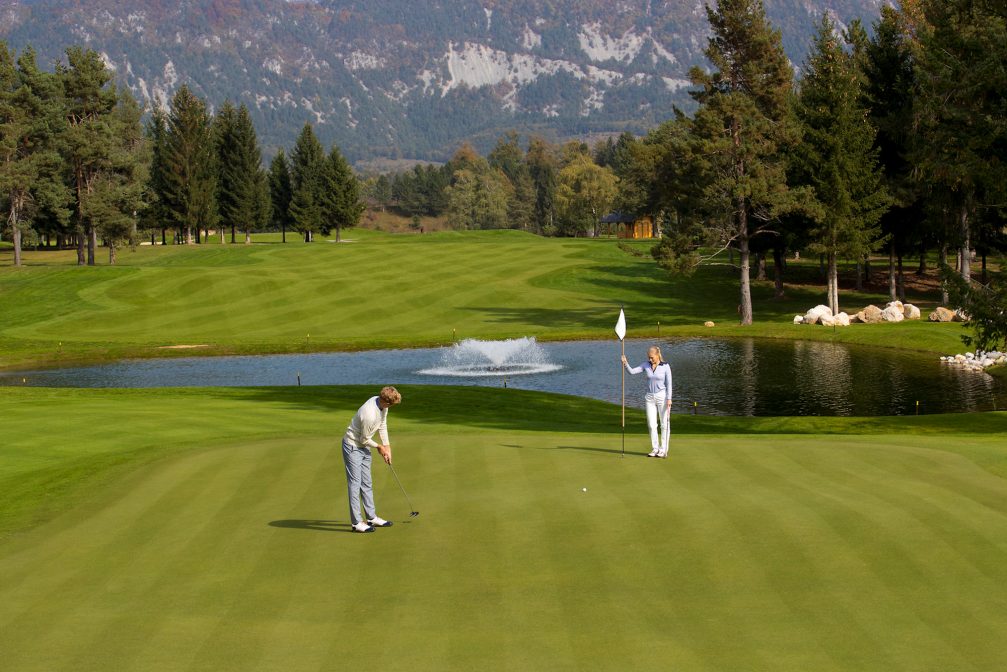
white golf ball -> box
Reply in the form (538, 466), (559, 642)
(582, 487), (587, 492)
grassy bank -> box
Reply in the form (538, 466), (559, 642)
(1, 385), (1005, 671)
(1, 230), (969, 370)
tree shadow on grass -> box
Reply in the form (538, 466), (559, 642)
(269, 519), (352, 533)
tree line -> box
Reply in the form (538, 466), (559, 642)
(1, 44), (363, 265)
(360, 133), (623, 238)
(638, 0), (1006, 328)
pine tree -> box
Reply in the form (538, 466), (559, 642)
(143, 109), (171, 244)
(860, 6), (923, 300)
(1, 44), (69, 267)
(162, 85), (218, 245)
(249, 169), (270, 244)
(60, 46), (119, 265)
(489, 132), (535, 230)
(268, 149), (293, 242)
(913, 0), (1007, 284)
(526, 136), (557, 234)
(687, 0), (802, 324)
(93, 88), (146, 265)
(288, 123), (325, 242)
(319, 143), (363, 242)
(216, 103), (262, 244)
(792, 17), (890, 315)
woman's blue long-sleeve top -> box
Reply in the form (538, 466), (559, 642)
(625, 360), (673, 397)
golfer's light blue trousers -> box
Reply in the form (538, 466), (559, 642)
(342, 440), (377, 526)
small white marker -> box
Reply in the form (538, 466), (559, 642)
(582, 488), (587, 492)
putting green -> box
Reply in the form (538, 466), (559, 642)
(1, 386), (1005, 671)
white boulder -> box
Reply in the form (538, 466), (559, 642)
(903, 304), (921, 320)
(881, 305), (905, 322)
(859, 305), (884, 323)
(793, 315), (804, 324)
(820, 314), (837, 327)
(804, 305), (833, 325)
(835, 312), (851, 326)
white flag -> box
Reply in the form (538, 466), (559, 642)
(614, 308), (626, 341)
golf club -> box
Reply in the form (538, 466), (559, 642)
(387, 463), (419, 517)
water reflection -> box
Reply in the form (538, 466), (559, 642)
(1, 338), (1000, 417)
(792, 341), (853, 415)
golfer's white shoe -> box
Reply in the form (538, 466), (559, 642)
(352, 522), (375, 533)
(647, 450), (659, 457)
(367, 517), (393, 528)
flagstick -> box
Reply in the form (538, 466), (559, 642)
(621, 337), (626, 458)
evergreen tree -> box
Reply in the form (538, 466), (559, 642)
(526, 136), (557, 234)
(92, 87), (147, 264)
(792, 17), (890, 315)
(268, 148), (293, 242)
(143, 109), (171, 244)
(444, 160), (511, 230)
(687, 0), (803, 324)
(319, 143), (363, 242)
(862, 6), (922, 300)
(371, 174), (392, 212)
(162, 85), (218, 245)
(913, 0), (1007, 284)
(489, 132), (534, 230)
(216, 103), (262, 244)
(247, 168), (270, 244)
(289, 123), (325, 242)
(60, 46), (119, 265)
(1, 44), (69, 266)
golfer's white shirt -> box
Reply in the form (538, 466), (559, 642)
(344, 396), (389, 449)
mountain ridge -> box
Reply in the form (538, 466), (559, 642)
(1, 0), (886, 162)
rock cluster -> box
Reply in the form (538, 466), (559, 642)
(940, 350), (1006, 372)
(793, 301), (921, 326)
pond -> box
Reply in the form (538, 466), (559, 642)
(2, 337), (1000, 416)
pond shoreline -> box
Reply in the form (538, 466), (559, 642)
(0, 321), (970, 375)
(3, 336), (1000, 417)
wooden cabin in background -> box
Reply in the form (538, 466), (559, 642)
(600, 212), (658, 239)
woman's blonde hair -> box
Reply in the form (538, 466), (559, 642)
(379, 386), (402, 405)
(648, 345), (665, 363)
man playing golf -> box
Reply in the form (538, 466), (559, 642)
(343, 386), (402, 533)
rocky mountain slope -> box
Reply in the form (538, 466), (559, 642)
(1, 0), (886, 162)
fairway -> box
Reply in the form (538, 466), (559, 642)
(2, 386), (1005, 671)
(0, 230), (968, 370)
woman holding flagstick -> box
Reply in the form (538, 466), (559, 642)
(621, 345), (673, 458)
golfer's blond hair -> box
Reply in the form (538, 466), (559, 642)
(648, 345), (665, 363)
(379, 386), (402, 405)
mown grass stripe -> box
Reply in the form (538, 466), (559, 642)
(741, 440), (1006, 668)
(89, 440), (313, 670)
(0, 448), (236, 669)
